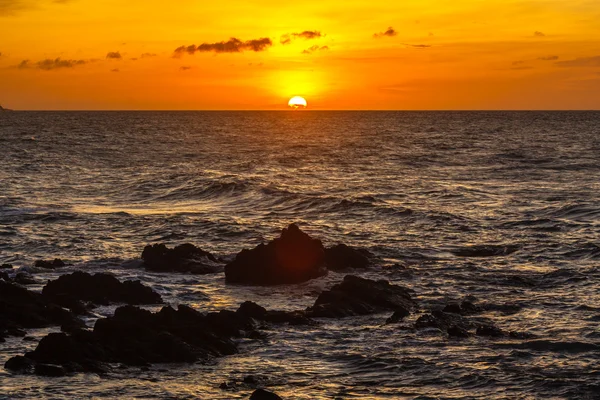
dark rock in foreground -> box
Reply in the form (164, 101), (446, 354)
(225, 224), (327, 285)
(324, 244), (372, 271)
(35, 259), (66, 270)
(141, 243), (220, 274)
(0, 264), (13, 270)
(7, 301), (312, 375)
(15, 272), (36, 285)
(0, 280), (82, 342)
(307, 275), (415, 318)
(250, 389), (283, 400)
(42, 271), (163, 310)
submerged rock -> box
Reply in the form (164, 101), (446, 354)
(141, 243), (220, 274)
(451, 245), (519, 258)
(35, 259), (66, 269)
(324, 244), (372, 271)
(249, 389), (283, 400)
(42, 271), (163, 308)
(225, 224), (327, 285)
(307, 275), (415, 318)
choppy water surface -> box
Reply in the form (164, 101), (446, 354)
(1, 111), (599, 399)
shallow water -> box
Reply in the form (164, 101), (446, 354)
(1, 111), (599, 399)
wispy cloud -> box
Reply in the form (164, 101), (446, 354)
(174, 37), (272, 56)
(17, 57), (87, 70)
(534, 31), (546, 37)
(140, 52), (157, 58)
(302, 45), (329, 54)
(405, 44), (431, 48)
(106, 51), (122, 60)
(374, 27), (397, 38)
(179, 66), (191, 71)
(0, 0), (72, 16)
(538, 55), (559, 61)
(555, 55), (600, 67)
(281, 30), (323, 44)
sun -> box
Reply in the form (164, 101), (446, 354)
(288, 96), (308, 109)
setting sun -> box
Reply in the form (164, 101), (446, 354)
(288, 96), (308, 109)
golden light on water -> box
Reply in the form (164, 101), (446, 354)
(288, 96), (308, 109)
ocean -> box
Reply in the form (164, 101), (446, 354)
(1, 111), (599, 399)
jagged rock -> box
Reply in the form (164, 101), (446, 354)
(225, 224), (327, 285)
(0, 263), (13, 269)
(249, 389), (283, 400)
(386, 308), (411, 324)
(4, 356), (35, 373)
(141, 243), (220, 274)
(307, 275), (415, 318)
(415, 310), (475, 331)
(324, 244), (372, 271)
(15, 272), (36, 285)
(0, 280), (82, 340)
(35, 259), (66, 269)
(42, 271), (162, 308)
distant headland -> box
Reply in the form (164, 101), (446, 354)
(0, 105), (13, 111)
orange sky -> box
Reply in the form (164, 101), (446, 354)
(1, 0), (599, 110)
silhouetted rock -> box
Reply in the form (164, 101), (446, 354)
(225, 224), (327, 285)
(0, 263), (13, 269)
(307, 275), (415, 318)
(15, 272), (36, 285)
(141, 243), (220, 274)
(0, 271), (9, 281)
(35, 259), (66, 269)
(386, 308), (411, 324)
(442, 300), (521, 316)
(4, 356), (35, 374)
(476, 324), (505, 337)
(415, 310), (474, 331)
(451, 244), (519, 257)
(447, 325), (471, 338)
(324, 244), (372, 271)
(35, 363), (67, 377)
(42, 271), (162, 309)
(0, 280), (82, 341)
(250, 389), (283, 400)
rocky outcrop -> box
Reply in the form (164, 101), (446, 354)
(324, 244), (372, 271)
(141, 243), (220, 274)
(0, 280), (82, 342)
(42, 271), (163, 310)
(225, 224), (327, 285)
(35, 259), (66, 270)
(249, 389), (283, 400)
(307, 275), (415, 318)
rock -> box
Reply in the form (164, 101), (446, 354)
(0, 263), (13, 269)
(447, 325), (471, 338)
(35, 363), (67, 377)
(15, 272), (36, 285)
(4, 356), (35, 373)
(451, 245), (519, 258)
(225, 224), (327, 285)
(307, 275), (415, 318)
(324, 244), (372, 271)
(0, 280), (82, 339)
(42, 271), (162, 307)
(386, 308), (411, 324)
(35, 259), (66, 269)
(237, 301), (268, 319)
(0, 271), (9, 281)
(141, 243), (220, 274)
(250, 389), (283, 400)
(476, 324), (505, 337)
(415, 310), (474, 331)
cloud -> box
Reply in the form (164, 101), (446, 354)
(405, 44), (431, 48)
(538, 55), (559, 61)
(17, 57), (87, 70)
(534, 31), (546, 37)
(174, 37), (272, 56)
(512, 60), (525, 66)
(302, 45), (329, 54)
(141, 52), (157, 58)
(106, 51), (122, 59)
(0, 0), (72, 16)
(179, 66), (191, 71)
(110, 68), (119, 72)
(555, 55), (600, 68)
(374, 27), (397, 38)
(281, 30), (323, 44)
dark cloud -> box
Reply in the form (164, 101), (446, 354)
(106, 51), (122, 59)
(534, 31), (546, 37)
(406, 44), (431, 48)
(174, 37), (272, 56)
(538, 55), (559, 61)
(374, 27), (398, 38)
(281, 30), (323, 44)
(179, 66), (191, 71)
(555, 55), (600, 68)
(141, 52), (157, 58)
(17, 57), (86, 70)
(302, 45), (329, 54)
